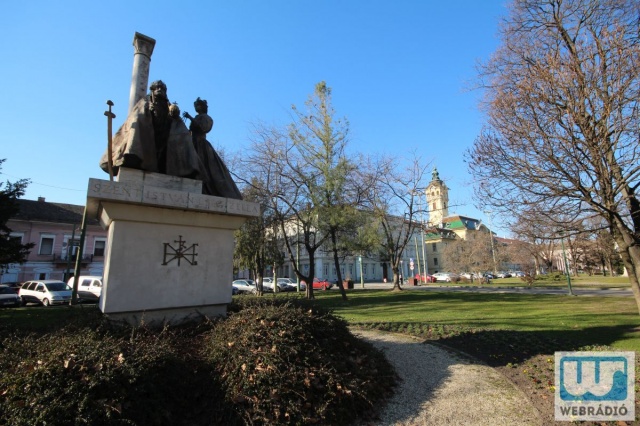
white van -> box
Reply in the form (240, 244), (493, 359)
(67, 276), (103, 302)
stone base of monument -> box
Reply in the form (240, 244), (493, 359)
(86, 168), (259, 326)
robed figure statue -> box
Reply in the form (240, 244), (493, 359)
(100, 80), (200, 178)
(183, 97), (242, 199)
(99, 82), (242, 199)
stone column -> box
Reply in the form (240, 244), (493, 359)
(128, 32), (156, 114)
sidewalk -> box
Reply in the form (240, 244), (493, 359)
(353, 329), (542, 425)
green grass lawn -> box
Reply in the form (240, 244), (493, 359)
(310, 289), (640, 351)
(488, 273), (630, 288)
(4, 289), (638, 351)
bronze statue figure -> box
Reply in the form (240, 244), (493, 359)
(183, 98), (242, 199)
(99, 80), (200, 178)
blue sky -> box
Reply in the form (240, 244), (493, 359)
(0, 1), (510, 234)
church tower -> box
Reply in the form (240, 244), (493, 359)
(425, 167), (449, 227)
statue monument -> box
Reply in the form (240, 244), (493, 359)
(87, 32), (258, 325)
(99, 80), (201, 178)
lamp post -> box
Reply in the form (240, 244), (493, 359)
(484, 210), (497, 274)
(420, 218), (428, 281)
(64, 225), (79, 283)
(559, 231), (574, 296)
(417, 191), (428, 282)
(359, 255), (364, 288)
(296, 219), (300, 292)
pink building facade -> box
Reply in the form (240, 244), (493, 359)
(2, 197), (107, 284)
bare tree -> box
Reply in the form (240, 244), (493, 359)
(441, 232), (494, 284)
(232, 178), (279, 295)
(508, 217), (556, 275)
(507, 239), (538, 285)
(362, 154), (430, 290)
(468, 0), (640, 312)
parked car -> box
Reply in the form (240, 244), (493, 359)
(1, 282), (21, 294)
(67, 276), (102, 302)
(276, 278), (298, 291)
(0, 285), (21, 307)
(460, 272), (475, 280)
(512, 271), (526, 277)
(19, 280), (72, 306)
(262, 277), (296, 292)
(279, 278), (306, 290)
(312, 278), (333, 290)
(232, 279), (257, 294)
(231, 285), (239, 295)
(432, 272), (460, 283)
(415, 274), (436, 283)
(496, 271), (512, 278)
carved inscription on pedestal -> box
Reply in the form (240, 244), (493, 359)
(162, 235), (198, 266)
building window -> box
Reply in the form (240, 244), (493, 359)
(39, 236), (54, 255)
(324, 265), (329, 277)
(363, 264), (368, 275)
(434, 258), (438, 266)
(9, 233), (23, 243)
(432, 243), (437, 252)
(94, 239), (106, 257)
(64, 238), (80, 259)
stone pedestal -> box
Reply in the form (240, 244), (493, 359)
(87, 168), (259, 325)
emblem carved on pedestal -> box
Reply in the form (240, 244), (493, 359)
(162, 235), (198, 266)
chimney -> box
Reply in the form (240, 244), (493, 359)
(37, 197), (45, 202)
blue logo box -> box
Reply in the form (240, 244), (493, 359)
(555, 351), (635, 421)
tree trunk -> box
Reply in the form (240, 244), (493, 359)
(330, 232), (348, 301)
(613, 227), (640, 314)
(391, 266), (402, 291)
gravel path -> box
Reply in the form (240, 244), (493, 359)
(353, 329), (542, 426)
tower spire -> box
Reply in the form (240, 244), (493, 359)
(425, 167), (448, 226)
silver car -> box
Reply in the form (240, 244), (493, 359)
(19, 280), (72, 306)
(232, 279), (257, 294)
(432, 272), (460, 283)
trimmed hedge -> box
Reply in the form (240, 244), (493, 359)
(0, 301), (396, 426)
(204, 298), (396, 425)
(0, 319), (232, 426)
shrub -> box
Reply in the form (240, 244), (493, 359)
(203, 298), (396, 425)
(0, 317), (232, 426)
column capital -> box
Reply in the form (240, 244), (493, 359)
(132, 32), (156, 59)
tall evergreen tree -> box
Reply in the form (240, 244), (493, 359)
(0, 159), (34, 275)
